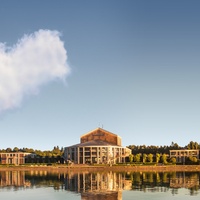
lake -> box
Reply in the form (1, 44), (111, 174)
(0, 170), (199, 199)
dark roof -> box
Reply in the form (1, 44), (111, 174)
(67, 140), (121, 148)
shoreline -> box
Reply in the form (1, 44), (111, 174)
(0, 165), (200, 172)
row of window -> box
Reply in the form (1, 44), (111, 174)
(67, 147), (126, 153)
(0, 154), (24, 157)
(171, 152), (198, 156)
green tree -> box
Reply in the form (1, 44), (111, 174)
(189, 156), (198, 163)
(13, 147), (19, 152)
(6, 148), (12, 152)
(161, 154), (167, 164)
(129, 154), (134, 163)
(170, 142), (180, 149)
(187, 141), (199, 150)
(143, 154), (147, 163)
(170, 157), (176, 164)
(147, 154), (153, 163)
(134, 153), (141, 162)
(156, 153), (161, 163)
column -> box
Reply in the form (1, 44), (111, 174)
(97, 147), (99, 164)
(100, 147), (102, 164)
(70, 149), (72, 162)
(77, 147), (80, 164)
(90, 147), (92, 164)
(107, 147), (109, 164)
(83, 147), (85, 164)
(113, 148), (116, 164)
(119, 148), (121, 163)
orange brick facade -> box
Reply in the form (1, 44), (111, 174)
(80, 128), (121, 146)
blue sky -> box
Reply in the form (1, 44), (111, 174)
(0, 0), (200, 150)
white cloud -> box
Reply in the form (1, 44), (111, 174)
(0, 29), (70, 112)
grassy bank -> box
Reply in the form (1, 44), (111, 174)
(0, 164), (200, 172)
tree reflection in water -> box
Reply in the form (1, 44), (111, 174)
(0, 170), (199, 198)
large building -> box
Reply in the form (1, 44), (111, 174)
(64, 128), (131, 164)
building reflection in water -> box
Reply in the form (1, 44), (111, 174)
(65, 171), (200, 198)
(0, 171), (31, 188)
(170, 172), (199, 188)
(65, 172), (132, 200)
(128, 171), (200, 196)
(0, 170), (199, 198)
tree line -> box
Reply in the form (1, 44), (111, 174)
(127, 141), (200, 155)
(127, 141), (200, 165)
(0, 146), (64, 157)
(0, 141), (199, 165)
(0, 141), (199, 156)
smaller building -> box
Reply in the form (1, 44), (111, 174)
(169, 149), (199, 163)
(0, 152), (31, 165)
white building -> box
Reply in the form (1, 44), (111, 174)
(169, 149), (199, 163)
(64, 128), (131, 164)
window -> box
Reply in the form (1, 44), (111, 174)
(85, 147), (90, 152)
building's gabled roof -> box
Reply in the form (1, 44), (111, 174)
(80, 127), (121, 139)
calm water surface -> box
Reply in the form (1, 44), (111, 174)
(0, 170), (199, 199)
